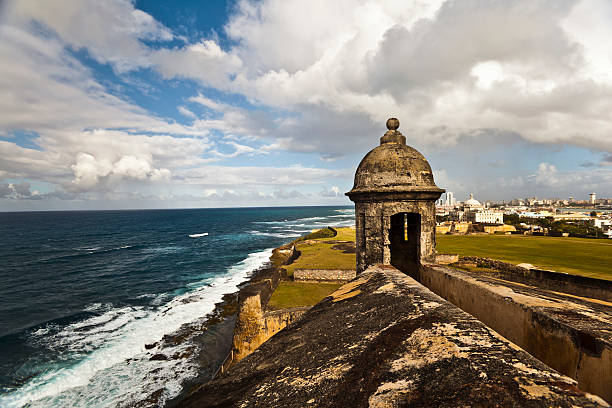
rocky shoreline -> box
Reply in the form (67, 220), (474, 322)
(158, 243), (297, 407)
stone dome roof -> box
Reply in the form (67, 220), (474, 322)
(464, 193), (482, 208)
(346, 118), (444, 198)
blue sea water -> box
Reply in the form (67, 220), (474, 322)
(0, 206), (355, 407)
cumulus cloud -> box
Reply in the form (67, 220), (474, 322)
(3, 0), (612, 206)
(176, 165), (350, 187)
(0, 181), (70, 200)
(2, 0), (173, 71)
(195, 188), (303, 201)
(216, 0), (612, 155)
(533, 162), (560, 186)
(151, 41), (242, 88)
(469, 162), (612, 200)
(68, 152), (171, 192)
(320, 186), (341, 197)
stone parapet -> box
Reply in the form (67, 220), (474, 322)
(459, 256), (612, 302)
(179, 266), (607, 407)
(421, 263), (612, 403)
(434, 253), (459, 264)
(293, 269), (356, 282)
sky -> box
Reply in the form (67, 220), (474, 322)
(1, 0), (612, 211)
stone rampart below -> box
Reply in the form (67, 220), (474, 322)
(262, 307), (309, 340)
(293, 269), (356, 282)
(179, 266), (607, 407)
(420, 263), (612, 403)
(459, 256), (612, 302)
(219, 244), (306, 372)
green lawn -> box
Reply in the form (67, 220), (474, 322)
(284, 227), (356, 276)
(437, 234), (612, 281)
(267, 281), (343, 310)
(320, 227), (356, 242)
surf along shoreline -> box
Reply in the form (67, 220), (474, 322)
(161, 241), (299, 407)
(165, 226), (354, 407)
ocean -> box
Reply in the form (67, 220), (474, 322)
(0, 206), (355, 407)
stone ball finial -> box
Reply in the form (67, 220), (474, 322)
(386, 117), (399, 131)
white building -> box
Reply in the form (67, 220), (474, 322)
(590, 193), (596, 205)
(467, 210), (504, 224)
(452, 194), (504, 224)
(593, 218), (612, 229)
(445, 191), (456, 207)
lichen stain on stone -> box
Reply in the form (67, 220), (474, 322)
(470, 276), (564, 308)
(513, 361), (548, 376)
(487, 327), (525, 352)
(279, 363), (353, 388)
(419, 300), (441, 309)
(390, 327), (464, 371)
(517, 378), (555, 399)
(368, 379), (415, 408)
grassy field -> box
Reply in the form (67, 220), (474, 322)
(284, 227), (357, 276)
(437, 234), (612, 281)
(267, 281), (343, 310)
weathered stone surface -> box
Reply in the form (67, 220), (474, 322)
(224, 246), (295, 366)
(421, 263), (612, 403)
(293, 269), (356, 281)
(435, 253), (460, 264)
(178, 266), (607, 408)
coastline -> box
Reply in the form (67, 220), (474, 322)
(0, 207), (357, 407)
(164, 244), (296, 407)
(170, 227), (357, 406)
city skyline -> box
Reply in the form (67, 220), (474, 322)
(2, 0), (612, 211)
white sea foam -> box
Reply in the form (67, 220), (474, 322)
(188, 232), (208, 238)
(249, 231), (302, 238)
(142, 246), (184, 254)
(0, 248), (274, 408)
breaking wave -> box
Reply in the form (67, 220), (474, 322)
(0, 249), (273, 408)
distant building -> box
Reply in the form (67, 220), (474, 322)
(466, 210), (504, 224)
(463, 193), (484, 209)
(445, 191), (456, 207)
(522, 211), (554, 218)
(451, 194), (503, 224)
(590, 193), (596, 205)
(553, 212), (590, 221)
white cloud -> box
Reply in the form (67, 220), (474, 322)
(320, 185), (341, 197)
(2, 0), (173, 71)
(151, 41), (242, 88)
(3, 0), (612, 206)
(69, 153), (171, 192)
(178, 106), (197, 119)
(176, 165), (350, 187)
(533, 162), (559, 186)
(215, 0), (612, 156)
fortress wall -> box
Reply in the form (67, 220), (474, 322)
(262, 307), (309, 341)
(180, 266), (607, 407)
(229, 294), (309, 365)
(222, 245), (296, 369)
(420, 264), (612, 403)
(460, 256), (612, 302)
(294, 269), (356, 281)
